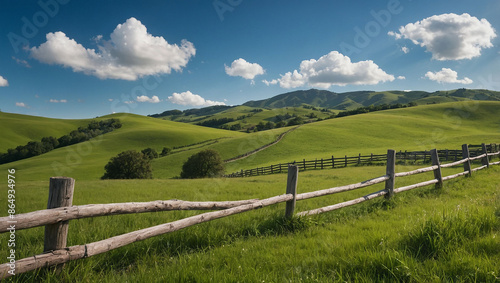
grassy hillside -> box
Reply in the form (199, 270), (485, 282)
(0, 112), (91, 152)
(2, 101), (499, 181)
(225, 101), (500, 173)
(1, 163), (498, 282)
(0, 113), (246, 181)
(150, 89), (500, 131)
(155, 105), (335, 132)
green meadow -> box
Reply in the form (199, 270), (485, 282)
(0, 101), (499, 281)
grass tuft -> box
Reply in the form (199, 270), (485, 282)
(402, 207), (498, 260)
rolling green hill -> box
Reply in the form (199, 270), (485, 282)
(0, 113), (248, 181)
(151, 105), (335, 133)
(149, 89), (500, 132)
(225, 101), (500, 173)
(0, 112), (92, 152)
(1, 101), (499, 181)
(243, 88), (500, 109)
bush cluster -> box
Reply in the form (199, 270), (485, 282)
(180, 149), (224, 179)
(102, 150), (152, 179)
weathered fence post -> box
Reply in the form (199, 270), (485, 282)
(344, 155), (348, 167)
(430, 149), (443, 189)
(285, 165), (299, 219)
(44, 177), (75, 252)
(462, 144), (472, 176)
(482, 143), (490, 168)
(385, 150), (396, 199)
(332, 156), (335, 168)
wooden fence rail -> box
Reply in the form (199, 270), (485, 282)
(1, 143), (499, 279)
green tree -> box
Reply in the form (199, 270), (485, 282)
(180, 149), (225, 179)
(102, 150), (153, 179)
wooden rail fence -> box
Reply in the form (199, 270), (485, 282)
(1, 143), (499, 279)
(223, 144), (498, 177)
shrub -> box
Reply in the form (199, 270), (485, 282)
(180, 149), (225, 179)
(141, 148), (159, 160)
(102, 150), (153, 179)
(160, 147), (172, 157)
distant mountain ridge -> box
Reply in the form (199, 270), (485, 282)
(148, 88), (500, 132)
(242, 89), (500, 110)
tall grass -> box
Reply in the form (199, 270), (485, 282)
(1, 165), (499, 282)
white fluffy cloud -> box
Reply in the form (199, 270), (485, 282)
(30, 17), (196, 80)
(389, 13), (496, 60)
(262, 79), (278, 86)
(168, 91), (226, 107)
(225, 58), (265, 80)
(425, 68), (473, 84)
(274, 51), (394, 89)
(0, 75), (8, 87)
(136, 95), (161, 103)
(16, 102), (27, 108)
(49, 99), (67, 103)
(401, 46), (409, 54)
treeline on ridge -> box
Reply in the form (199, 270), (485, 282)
(0, 119), (122, 164)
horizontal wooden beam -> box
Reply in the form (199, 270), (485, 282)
(0, 194), (293, 279)
(0, 199), (259, 233)
(296, 175), (388, 201)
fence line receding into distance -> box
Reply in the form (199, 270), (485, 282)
(0, 143), (499, 279)
(224, 144), (498, 177)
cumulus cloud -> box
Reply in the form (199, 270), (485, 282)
(274, 51), (394, 89)
(397, 76), (406, 80)
(225, 58), (265, 80)
(16, 102), (28, 108)
(389, 13), (496, 60)
(401, 46), (409, 54)
(30, 17), (196, 80)
(136, 95), (161, 103)
(262, 79), (278, 86)
(49, 99), (68, 103)
(168, 91), (226, 107)
(0, 75), (8, 87)
(425, 68), (473, 84)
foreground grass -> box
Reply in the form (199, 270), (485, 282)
(1, 164), (499, 282)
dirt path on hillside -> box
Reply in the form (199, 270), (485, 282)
(224, 126), (300, 163)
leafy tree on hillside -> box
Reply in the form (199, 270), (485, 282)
(142, 148), (159, 160)
(180, 149), (225, 179)
(102, 150), (152, 179)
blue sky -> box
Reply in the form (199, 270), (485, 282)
(1, 0), (499, 118)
